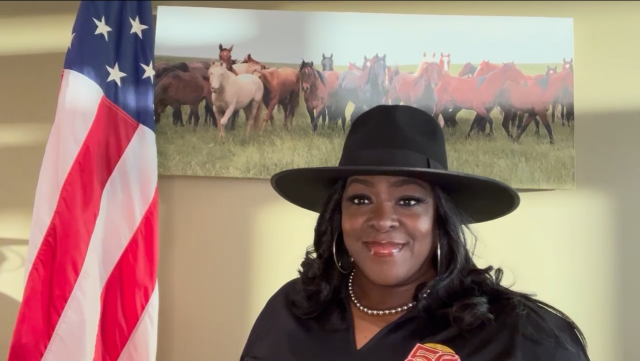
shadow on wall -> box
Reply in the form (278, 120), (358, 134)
(0, 238), (25, 356)
(156, 176), (280, 361)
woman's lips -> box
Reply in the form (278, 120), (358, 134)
(363, 241), (406, 257)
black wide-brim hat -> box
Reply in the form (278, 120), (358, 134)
(270, 105), (520, 223)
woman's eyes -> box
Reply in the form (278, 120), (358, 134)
(346, 194), (426, 207)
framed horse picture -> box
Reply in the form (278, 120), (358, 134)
(153, 6), (575, 190)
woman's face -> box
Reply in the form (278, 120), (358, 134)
(341, 175), (436, 286)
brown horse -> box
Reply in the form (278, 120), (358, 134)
(257, 67), (301, 131)
(241, 54), (267, 70)
(299, 60), (329, 133)
(474, 60), (501, 77)
(186, 63), (216, 127)
(500, 66), (559, 138)
(153, 62), (214, 128)
(551, 57), (574, 126)
(154, 70), (211, 129)
(383, 66), (401, 104)
(154, 62), (190, 82)
(498, 68), (574, 144)
(218, 44), (238, 75)
(387, 60), (441, 121)
(433, 62), (528, 137)
(457, 62), (478, 78)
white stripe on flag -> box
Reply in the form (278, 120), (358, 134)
(41, 124), (158, 360)
(25, 69), (103, 280)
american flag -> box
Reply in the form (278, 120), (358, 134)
(8, 1), (159, 360)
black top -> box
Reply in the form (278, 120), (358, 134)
(240, 279), (589, 361)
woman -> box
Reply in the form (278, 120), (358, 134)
(240, 105), (589, 361)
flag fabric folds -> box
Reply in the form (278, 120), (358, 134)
(8, 1), (159, 360)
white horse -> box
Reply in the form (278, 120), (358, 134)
(208, 61), (264, 137)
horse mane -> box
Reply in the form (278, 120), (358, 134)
(314, 68), (326, 86)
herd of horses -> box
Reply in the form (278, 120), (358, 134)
(153, 44), (574, 144)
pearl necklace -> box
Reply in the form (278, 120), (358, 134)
(348, 270), (417, 316)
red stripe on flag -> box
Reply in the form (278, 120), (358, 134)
(94, 188), (159, 361)
(8, 97), (140, 361)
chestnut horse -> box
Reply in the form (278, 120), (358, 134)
(499, 65), (558, 138)
(433, 62), (528, 137)
(154, 70), (212, 129)
(218, 44), (239, 75)
(498, 67), (574, 144)
(300, 60), (329, 133)
(241, 54), (267, 70)
(257, 67), (301, 131)
(208, 61), (264, 137)
(458, 62), (478, 78)
(387, 60), (441, 123)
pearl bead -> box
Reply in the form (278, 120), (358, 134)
(348, 270), (417, 316)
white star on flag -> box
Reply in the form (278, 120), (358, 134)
(106, 63), (127, 86)
(130, 16), (149, 39)
(141, 61), (155, 83)
(93, 16), (112, 41)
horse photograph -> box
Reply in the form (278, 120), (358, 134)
(153, 6), (575, 190)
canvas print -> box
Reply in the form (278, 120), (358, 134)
(154, 6), (575, 189)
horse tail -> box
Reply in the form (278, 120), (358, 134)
(261, 82), (272, 108)
(288, 72), (301, 116)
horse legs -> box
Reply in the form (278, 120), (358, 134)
(204, 101), (217, 128)
(551, 100), (558, 123)
(536, 110), (555, 144)
(190, 104), (200, 130)
(501, 108), (515, 138)
(465, 114), (483, 138)
(215, 104), (236, 138)
(441, 107), (460, 129)
(262, 99), (280, 130)
(513, 113), (543, 143)
(243, 104), (258, 136)
(171, 106), (184, 127)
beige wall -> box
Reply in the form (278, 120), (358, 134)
(1, 1), (638, 360)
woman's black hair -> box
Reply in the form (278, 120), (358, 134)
(288, 178), (588, 353)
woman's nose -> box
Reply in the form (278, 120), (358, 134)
(368, 202), (399, 232)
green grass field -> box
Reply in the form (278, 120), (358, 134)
(154, 55), (575, 189)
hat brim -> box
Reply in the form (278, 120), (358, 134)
(270, 166), (520, 224)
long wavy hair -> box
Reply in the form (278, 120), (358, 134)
(288, 178), (587, 353)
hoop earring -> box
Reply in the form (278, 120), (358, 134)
(333, 231), (352, 274)
(436, 238), (441, 276)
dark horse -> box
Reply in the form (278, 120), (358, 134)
(334, 54), (387, 128)
(154, 70), (212, 129)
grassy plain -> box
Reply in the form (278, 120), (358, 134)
(154, 55), (575, 189)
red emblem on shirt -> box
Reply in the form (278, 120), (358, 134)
(404, 343), (461, 361)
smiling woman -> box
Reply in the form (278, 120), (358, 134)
(239, 104), (590, 361)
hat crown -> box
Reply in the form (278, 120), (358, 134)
(338, 105), (448, 170)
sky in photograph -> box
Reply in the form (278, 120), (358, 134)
(154, 6), (574, 66)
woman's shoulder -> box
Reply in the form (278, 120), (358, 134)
(489, 296), (589, 360)
(257, 277), (300, 314)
